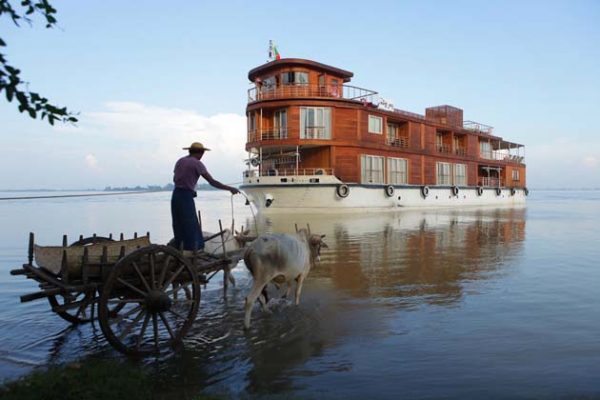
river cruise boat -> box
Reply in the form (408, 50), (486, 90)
(241, 58), (527, 212)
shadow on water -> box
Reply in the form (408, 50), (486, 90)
(1, 203), (528, 399)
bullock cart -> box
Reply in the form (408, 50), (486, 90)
(10, 224), (243, 356)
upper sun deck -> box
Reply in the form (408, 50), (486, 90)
(248, 58), (378, 104)
(246, 58), (522, 147)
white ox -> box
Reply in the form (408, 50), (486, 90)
(243, 229), (327, 329)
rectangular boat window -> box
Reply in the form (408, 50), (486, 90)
(512, 169), (520, 181)
(300, 107), (331, 139)
(281, 71), (309, 85)
(273, 109), (287, 138)
(361, 154), (384, 184)
(248, 112), (256, 132)
(262, 76), (276, 91)
(454, 163), (467, 186)
(330, 79), (339, 97)
(387, 157), (408, 184)
(480, 141), (492, 159)
(436, 162), (451, 185)
(387, 123), (398, 142)
(368, 115), (383, 134)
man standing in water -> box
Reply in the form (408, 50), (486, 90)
(172, 142), (239, 250)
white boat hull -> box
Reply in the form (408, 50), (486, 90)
(241, 178), (527, 213)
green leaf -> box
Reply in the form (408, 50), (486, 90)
(16, 91), (27, 105)
(27, 108), (36, 118)
(0, 38), (5, 47)
(6, 86), (14, 101)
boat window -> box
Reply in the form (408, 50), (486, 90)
(281, 71), (309, 85)
(248, 112), (256, 132)
(273, 109), (287, 138)
(361, 154), (384, 184)
(387, 157), (408, 184)
(300, 107), (331, 139)
(479, 141), (492, 160)
(512, 169), (520, 181)
(330, 79), (339, 97)
(436, 162), (451, 185)
(454, 163), (467, 186)
(262, 76), (276, 91)
(368, 115), (383, 134)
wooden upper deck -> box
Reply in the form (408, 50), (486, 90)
(244, 58), (526, 188)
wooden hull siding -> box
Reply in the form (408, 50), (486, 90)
(244, 58), (526, 209)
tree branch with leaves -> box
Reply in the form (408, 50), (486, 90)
(0, 0), (77, 125)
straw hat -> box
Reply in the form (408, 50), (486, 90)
(183, 142), (211, 152)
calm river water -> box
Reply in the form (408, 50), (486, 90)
(1, 190), (599, 399)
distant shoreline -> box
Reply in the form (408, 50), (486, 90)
(0, 184), (222, 192)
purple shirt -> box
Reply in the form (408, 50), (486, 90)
(173, 155), (208, 191)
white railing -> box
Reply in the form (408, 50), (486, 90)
(480, 151), (525, 164)
(247, 129), (288, 142)
(243, 168), (334, 178)
(479, 177), (504, 187)
(464, 121), (494, 135)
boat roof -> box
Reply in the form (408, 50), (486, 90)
(248, 58), (354, 82)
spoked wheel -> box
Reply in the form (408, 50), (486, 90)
(47, 236), (117, 324)
(48, 290), (97, 324)
(98, 245), (200, 355)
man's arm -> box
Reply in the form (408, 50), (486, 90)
(201, 171), (240, 195)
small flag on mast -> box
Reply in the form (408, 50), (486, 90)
(268, 40), (281, 61)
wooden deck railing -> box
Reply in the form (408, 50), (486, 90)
(248, 83), (378, 103)
(437, 145), (451, 154)
(387, 137), (409, 148)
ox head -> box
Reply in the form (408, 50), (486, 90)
(300, 231), (327, 262)
(309, 234), (328, 262)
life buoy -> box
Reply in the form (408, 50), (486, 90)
(496, 187), (502, 196)
(477, 186), (484, 196)
(336, 184), (350, 198)
(452, 186), (459, 196)
(524, 187), (529, 196)
(421, 185), (430, 198)
(384, 185), (395, 197)
(510, 187), (516, 196)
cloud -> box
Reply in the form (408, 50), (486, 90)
(85, 154), (99, 170)
(54, 102), (247, 187)
(582, 156), (598, 169)
(525, 138), (600, 188)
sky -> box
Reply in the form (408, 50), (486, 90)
(0, 0), (599, 189)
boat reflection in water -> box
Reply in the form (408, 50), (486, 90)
(173, 206), (527, 397)
(256, 206), (526, 305)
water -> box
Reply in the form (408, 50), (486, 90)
(1, 190), (599, 399)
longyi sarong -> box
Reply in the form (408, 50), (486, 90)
(171, 187), (204, 250)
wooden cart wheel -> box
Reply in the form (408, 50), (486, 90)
(98, 245), (200, 355)
(48, 290), (96, 324)
(46, 236), (119, 324)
